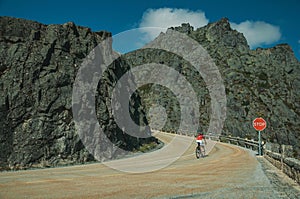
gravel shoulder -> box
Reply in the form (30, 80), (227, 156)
(256, 156), (300, 199)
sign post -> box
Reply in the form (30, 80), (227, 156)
(258, 131), (261, 156)
(253, 117), (267, 156)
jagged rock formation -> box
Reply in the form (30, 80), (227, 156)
(0, 17), (156, 170)
(123, 18), (300, 158)
(0, 16), (299, 171)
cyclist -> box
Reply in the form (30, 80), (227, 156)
(196, 131), (207, 156)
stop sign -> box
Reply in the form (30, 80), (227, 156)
(253, 117), (267, 131)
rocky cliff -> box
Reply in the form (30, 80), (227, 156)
(1, 16), (299, 171)
(123, 18), (300, 158)
(0, 17), (156, 170)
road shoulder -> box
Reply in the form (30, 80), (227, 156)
(257, 156), (300, 198)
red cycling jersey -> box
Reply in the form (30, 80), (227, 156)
(196, 134), (204, 141)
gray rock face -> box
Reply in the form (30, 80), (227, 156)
(1, 16), (299, 171)
(198, 19), (300, 158)
(123, 18), (300, 158)
(0, 17), (155, 170)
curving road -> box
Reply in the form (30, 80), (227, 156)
(0, 132), (299, 198)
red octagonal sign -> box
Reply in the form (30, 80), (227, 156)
(253, 117), (267, 131)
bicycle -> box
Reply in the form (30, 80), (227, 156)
(195, 144), (205, 159)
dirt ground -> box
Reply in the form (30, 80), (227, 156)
(0, 133), (298, 198)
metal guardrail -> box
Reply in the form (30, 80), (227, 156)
(217, 135), (260, 151)
(153, 130), (260, 152)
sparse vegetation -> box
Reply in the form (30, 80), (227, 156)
(136, 142), (158, 153)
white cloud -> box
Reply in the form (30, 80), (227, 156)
(114, 8), (282, 53)
(139, 8), (209, 41)
(230, 20), (281, 48)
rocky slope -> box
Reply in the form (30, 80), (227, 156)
(0, 17), (156, 170)
(123, 18), (300, 158)
(0, 16), (299, 171)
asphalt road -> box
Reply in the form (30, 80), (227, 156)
(0, 132), (299, 198)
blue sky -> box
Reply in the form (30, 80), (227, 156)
(1, 0), (299, 60)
